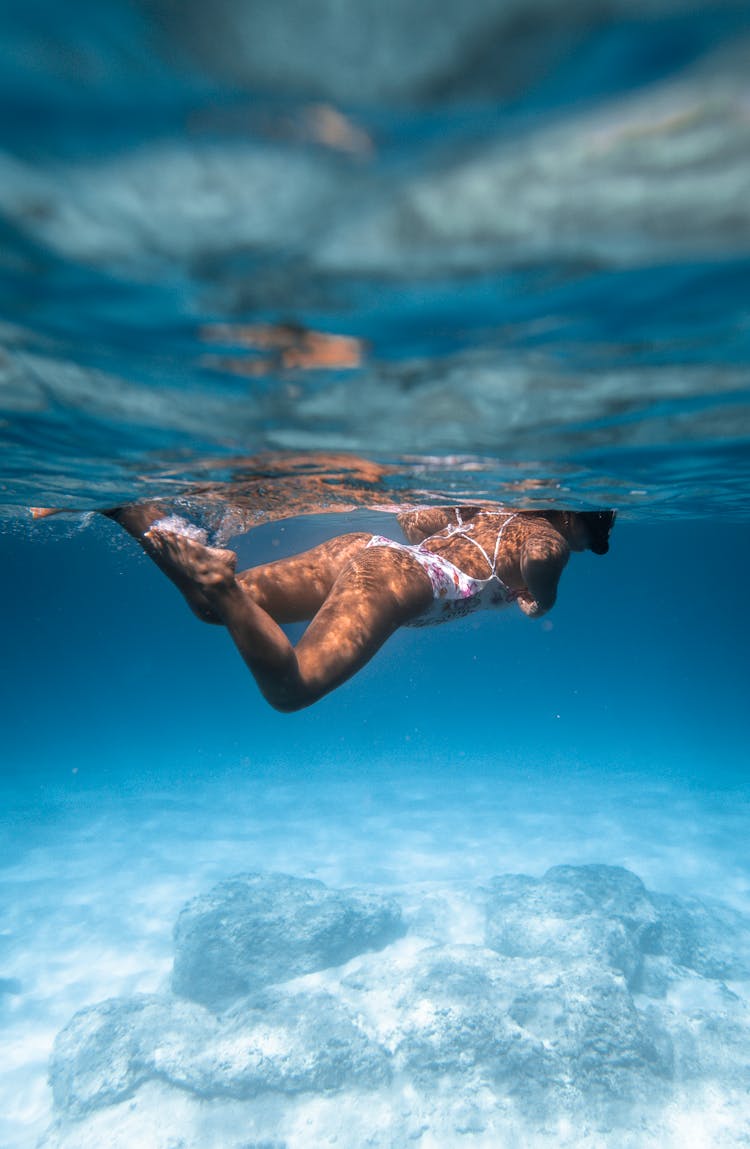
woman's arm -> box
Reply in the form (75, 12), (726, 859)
(517, 532), (570, 617)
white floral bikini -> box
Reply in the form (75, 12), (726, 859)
(366, 510), (520, 627)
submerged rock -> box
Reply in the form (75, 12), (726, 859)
(50, 995), (209, 1117)
(341, 941), (672, 1107)
(648, 891), (750, 982)
(172, 871), (405, 1010)
(43, 864), (750, 1148)
(484, 863), (750, 994)
(484, 864), (660, 987)
(50, 987), (389, 1118)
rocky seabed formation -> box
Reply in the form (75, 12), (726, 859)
(42, 866), (750, 1148)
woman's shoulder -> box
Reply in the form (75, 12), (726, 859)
(515, 514), (569, 561)
(398, 504), (484, 542)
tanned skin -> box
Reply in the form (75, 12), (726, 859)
(106, 504), (602, 712)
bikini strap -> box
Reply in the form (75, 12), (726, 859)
(454, 510), (518, 575)
(438, 506), (466, 542)
(491, 512), (518, 572)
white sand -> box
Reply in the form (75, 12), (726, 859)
(1, 760), (748, 1148)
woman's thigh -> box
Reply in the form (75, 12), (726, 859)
(292, 546), (433, 699)
(235, 532), (373, 622)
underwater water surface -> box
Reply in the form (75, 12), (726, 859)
(1, 1), (750, 1146)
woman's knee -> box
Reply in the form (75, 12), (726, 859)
(259, 677), (324, 713)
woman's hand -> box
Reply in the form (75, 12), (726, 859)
(518, 530), (570, 618)
(515, 591), (542, 617)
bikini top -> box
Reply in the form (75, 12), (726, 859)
(367, 509), (519, 627)
(434, 507), (518, 579)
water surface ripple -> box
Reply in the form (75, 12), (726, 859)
(1, 0), (749, 518)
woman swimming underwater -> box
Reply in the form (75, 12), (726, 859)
(107, 504), (615, 712)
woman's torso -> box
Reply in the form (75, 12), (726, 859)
(397, 510), (530, 627)
(418, 509), (527, 589)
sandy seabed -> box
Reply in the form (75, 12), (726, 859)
(2, 759), (749, 1149)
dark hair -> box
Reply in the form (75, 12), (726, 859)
(579, 510), (616, 554)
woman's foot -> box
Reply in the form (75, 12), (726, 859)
(103, 502), (167, 538)
(144, 529), (238, 618)
(104, 503), (225, 623)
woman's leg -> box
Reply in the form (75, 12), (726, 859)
(144, 529), (432, 711)
(235, 532), (373, 622)
(105, 502), (372, 624)
(104, 503), (222, 622)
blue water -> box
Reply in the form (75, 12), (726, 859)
(1, 2), (750, 1146)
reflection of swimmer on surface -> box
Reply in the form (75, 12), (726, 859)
(200, 322), (364, 376)
(106, 503), (615, 712)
